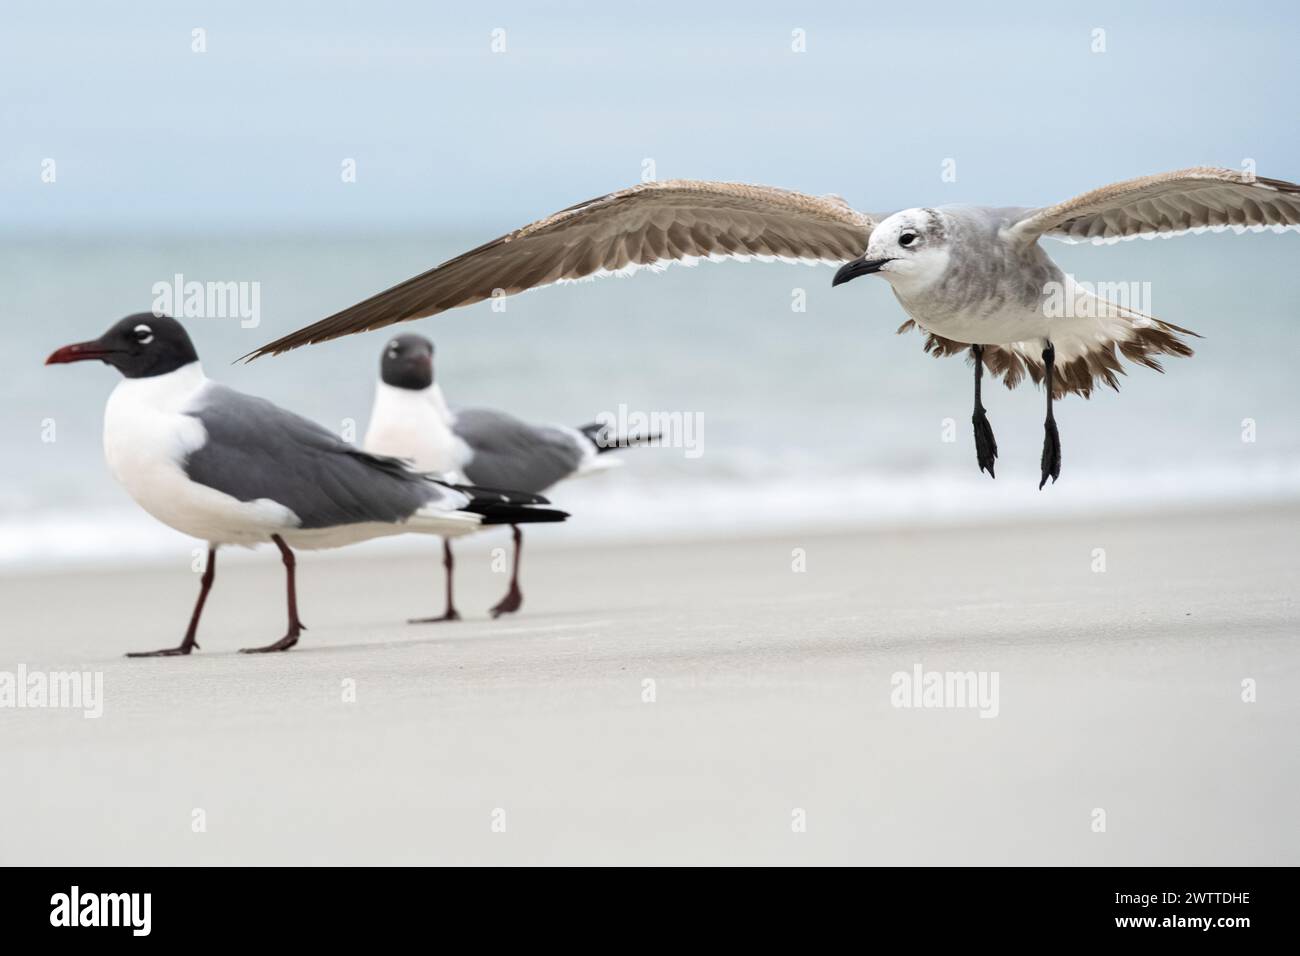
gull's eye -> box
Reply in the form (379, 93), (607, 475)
(133, 324), (154, 344)
(899, 232), (919, 248)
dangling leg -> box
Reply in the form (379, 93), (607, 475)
(409, 539), (461, 624)
(1039, 342), (1062, 489)
(240, 534), (307, 653)
(128, 545), (216, 657)
(970, 344), (998, 478)
(489, 525), (524, 618)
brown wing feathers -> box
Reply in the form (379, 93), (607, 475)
(247, 180), (874, 359)
(895, 318), (1200, 399)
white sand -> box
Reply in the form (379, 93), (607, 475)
(1, 505), (1296, 865)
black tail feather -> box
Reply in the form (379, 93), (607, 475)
(468, 501), (569, 526)
(436, 479), (568, 525)
(433, 479), (551, 506)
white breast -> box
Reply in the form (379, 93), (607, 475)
(363, 382), (470, 476)
(903, 292), (1052, 347)
(103, 363), (297, 545)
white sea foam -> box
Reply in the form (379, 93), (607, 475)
(4, 458), (1297, 572)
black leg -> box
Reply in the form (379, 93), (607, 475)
(127, 545), (216, 657)
(240, 535), (307, 653)
(409, 539), (462, 624)
(1039, 343), (1062, 489)
(489, 525), (524, 619)
(970, 344), (998, 478)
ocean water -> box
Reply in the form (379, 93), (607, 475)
(2, 232), (1298, 570)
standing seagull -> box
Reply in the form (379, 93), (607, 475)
(249, 167), (1300, 487)
(46, 314), (567, 656)
(364, 333), (652, 621)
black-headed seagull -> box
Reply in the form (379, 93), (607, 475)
(364, 333), (652, 621)
(47, 315), (567, 656)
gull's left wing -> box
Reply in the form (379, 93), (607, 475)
(1008, 166), (1300, 245)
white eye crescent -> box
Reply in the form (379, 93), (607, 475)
(133, 324), (154, 344)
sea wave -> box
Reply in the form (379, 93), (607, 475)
(3, 458), (1297, 573)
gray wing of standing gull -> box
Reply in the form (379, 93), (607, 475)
(248, 180), (879, 357)
(184, 385), (457, 529)
(453, 408), (586, 495)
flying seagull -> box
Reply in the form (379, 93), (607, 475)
(46, 314), (567, 657)
(364, 333), (653, 621)
(248, 167), (1300, 487)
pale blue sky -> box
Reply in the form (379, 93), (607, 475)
(3, 0), (1297, 234)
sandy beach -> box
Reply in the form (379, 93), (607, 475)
(5, 504), (1294, 868)
(1, 504), (1296, 866)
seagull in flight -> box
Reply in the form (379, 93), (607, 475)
(364, 333), (654, 621)
(47, 314), (567, 657)
(248, 168), (1300, 487)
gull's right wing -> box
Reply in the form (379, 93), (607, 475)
(247, 180), (878, 359)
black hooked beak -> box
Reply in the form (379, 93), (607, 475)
(832, 257), (894, 287)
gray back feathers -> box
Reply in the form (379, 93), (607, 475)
(185, 385), (450, 529)
(454, 408), (586, 494)
(927, 206), (1062, 314)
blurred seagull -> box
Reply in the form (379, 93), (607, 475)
(364, 333), (653, 621)
(250, 167), (1300, 487)
(46, 314), (567, 657)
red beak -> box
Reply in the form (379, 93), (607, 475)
(45, 340), (114, 365)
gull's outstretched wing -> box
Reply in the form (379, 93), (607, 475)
(1009, 167), (1300, 245)
(248, 180), (877, 358)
